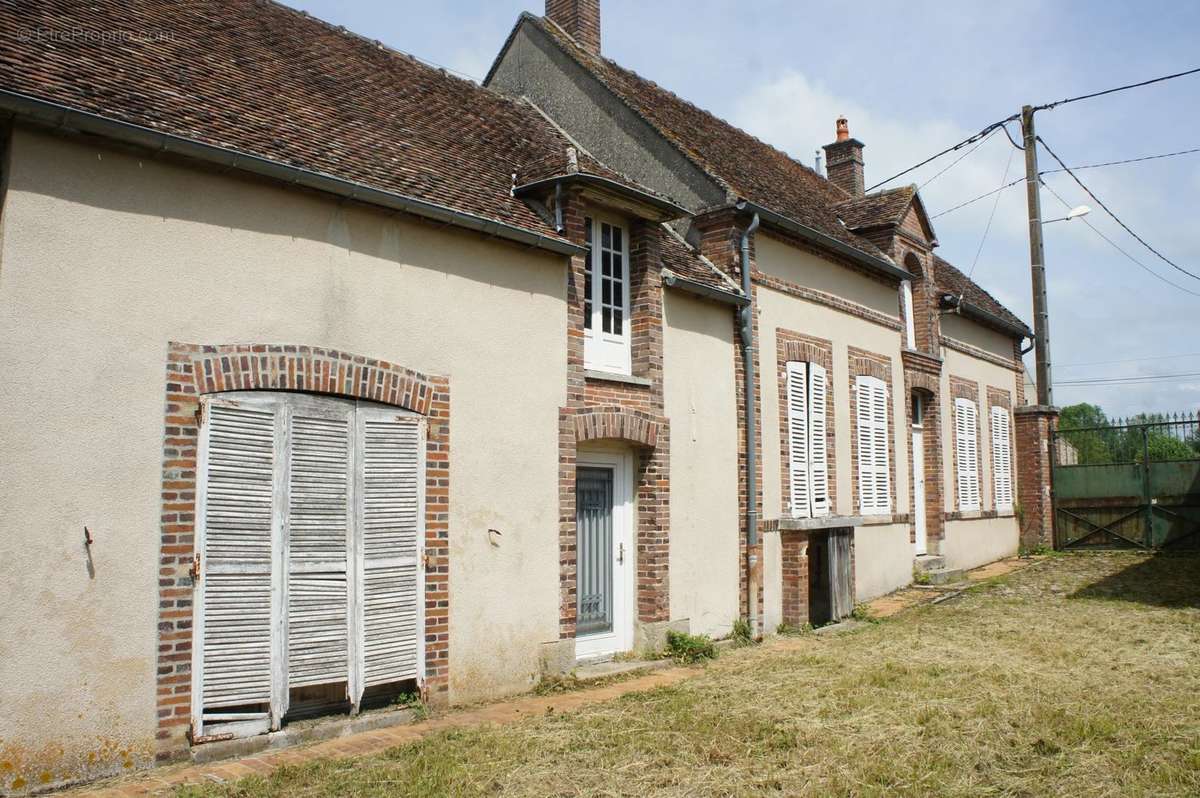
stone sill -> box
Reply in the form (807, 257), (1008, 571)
(584, 369), (652, 388)
(779, 515), (864, 531)
(859, 513), (911, 527)
(945, 510), (1011, 521)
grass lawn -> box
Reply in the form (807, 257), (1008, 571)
(180, 553), (1200, 797)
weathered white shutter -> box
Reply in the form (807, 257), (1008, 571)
(355, 408), (423, 692)
(194, 398), (280, 734)
(955, 398), (981, 511)
(991, 406), (1013, 511)
(286, 401), (354, 693)
(786, 362), (810, 518)
(807, 364), (830, 517)
(856, 376), (891, 515)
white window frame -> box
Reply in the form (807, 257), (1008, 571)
(954, 397), (981, 512)
(786, 361), (830, 519)
(855, 375), (892, 516)
(990, 405), (1014, 512)
(583, 214), (632, 375)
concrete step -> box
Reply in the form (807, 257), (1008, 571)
(924, 567), (966, 586)
(913, 554), (946, 573)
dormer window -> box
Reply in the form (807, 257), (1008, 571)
(583, 215), (631, 375)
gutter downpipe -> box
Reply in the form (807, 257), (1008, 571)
(738, 209), (761, 636)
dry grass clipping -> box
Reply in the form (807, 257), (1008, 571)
(179, 553), (1200, 797)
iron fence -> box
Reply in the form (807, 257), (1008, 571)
(1055, 411), (1200, 467)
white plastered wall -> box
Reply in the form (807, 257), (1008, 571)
(662, 292), (740, 638)
(0, 129), (566, 787)
(755, 234), (912, 604)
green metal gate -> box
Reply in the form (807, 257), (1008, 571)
(1053, 414), (1200, 550)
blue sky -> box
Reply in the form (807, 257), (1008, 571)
(285, 1), (1200, 418)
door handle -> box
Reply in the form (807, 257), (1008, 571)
(618, 542), (625, 564)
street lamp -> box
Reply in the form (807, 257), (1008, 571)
(1043, 205), (1092, 224)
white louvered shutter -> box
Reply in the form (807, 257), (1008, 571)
(807, 364), (830, 517)
(955, 399), (981, 511)
(196, 399), (279, 726)
(355, 408), (423, 692)
(786, 362), (810, 518)
(856, 376), (891, 515)
(286, 401), (354, 693)
(991, 406), (1013, 511)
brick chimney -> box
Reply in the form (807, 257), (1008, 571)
(823, 117), (866, 197)
(546, 0), (601, 55)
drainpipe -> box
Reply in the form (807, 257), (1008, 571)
(739, 210), (761, 635)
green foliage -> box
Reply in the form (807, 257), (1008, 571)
(776, 621), (812, 636)
(392, 689), (430, 721)
(1058, 403), (1199, 465)
(912, 569), (932, 586)
(730, 617), (755, 647)
(851, 603), (878, 623)
(664, 630), (717, 664)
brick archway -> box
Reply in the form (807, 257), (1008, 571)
(155, 343), (450, 761)
(573, 406), (662, 447)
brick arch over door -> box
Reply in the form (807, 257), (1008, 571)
(155, 342), (450, 761)
(573, 406), (663, 447)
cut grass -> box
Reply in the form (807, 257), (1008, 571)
(178, 553), (1200, 797)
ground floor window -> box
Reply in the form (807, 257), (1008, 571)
(192, 392), (424, 739)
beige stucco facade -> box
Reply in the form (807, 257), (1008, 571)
(939, 335), (1024, 571)
(755, 234), (913, 603)
(0, 128), (568, 786)
(662, 292), (740, 637)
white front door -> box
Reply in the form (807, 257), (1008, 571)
(912, 395), (928, 556)
(574, 449), (634, 660)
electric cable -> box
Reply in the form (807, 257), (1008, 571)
(1033, 67), (1200, 111)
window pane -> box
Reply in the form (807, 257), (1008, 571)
(602, 279), (611, 305)
(602, 306), (612, 333)
(612, 226), (622, 250)
(612, 253), (622, 280)
(601, 223), (611, 249)
(613, 308), (622, 332)
(584, 274), (592, 330)
(602, 250), (611, 277)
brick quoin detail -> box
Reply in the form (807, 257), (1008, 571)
(156, 342), (451, 761)
(902, 351), (945, 549)
(555, 187), (672, 640)
(776, 330), (837, 517)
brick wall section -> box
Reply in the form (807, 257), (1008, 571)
(779, 530), (810, 627)
(1015, 406), (1059, 549)
(156, 343), (450, 762)
(948, 376), (982, 514)
(544, 0), (601, 55)
(847, 347), (897, 516)
(901, 351), (944, 549)
(776, 330), (837, 517)
(555, 188), (672, 639)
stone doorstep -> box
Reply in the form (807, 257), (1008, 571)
(573, 657), (673, 682)
(190, 705), (420, 765)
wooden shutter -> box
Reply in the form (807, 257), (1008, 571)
(856, 376), (890, 515)
(991, 406), (1013, 511)
(194, 398), (280, 736)
(807, 364), (830, 517)
(285, 401), (354, 693)
(786, 362), (810, 518)
(355, 407), (423, 693)
(955, 398), (981, 511)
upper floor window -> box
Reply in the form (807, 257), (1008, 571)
(584, 215), (631, 375)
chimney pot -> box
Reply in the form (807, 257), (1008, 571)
(836, 116), (849, 142)
(546, 0), (602, 56)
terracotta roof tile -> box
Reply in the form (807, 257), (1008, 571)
(0, 0), (622, 244)
(658, 225), (742, 296)
(834, 186), (916, 230)
(934, 255), (1031, 336)
(527, 15), (891, 264)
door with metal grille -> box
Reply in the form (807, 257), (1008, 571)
(576, 467), (614, 637)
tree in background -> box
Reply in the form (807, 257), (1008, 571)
(1059, 403), (1116, 464)
(1059, 404), (1198, 464)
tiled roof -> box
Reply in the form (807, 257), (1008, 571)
(525, 15), (892, 265)
(658, 226), (742, 296)
(0, 0), (624, 245)
(934, 256), (1031, 335)
(835, 186), (916, 230)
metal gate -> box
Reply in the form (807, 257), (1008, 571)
(1053, 414), (1200, 550)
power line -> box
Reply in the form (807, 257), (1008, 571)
(1033, 66), (1200, 111)
(916, 128), (998, 192)
(1040, 179), (1200, 298)
(1059, 352), (1200, 368)
(1040, 146), (1200, 174)
(929, 178), (1024, 220)
(1038, 135), (1200, 283)
(865, 115), (1018, 192)
(1058, 371), (1200, 386)
(966, 144), (1016, 280)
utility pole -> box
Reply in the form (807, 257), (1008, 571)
(1022, 104), (1053, 407)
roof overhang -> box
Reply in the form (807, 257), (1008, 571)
(662, 269), (748, 306)
(0, 88), (586, 258)
(737, 200), (913, 282)
(942, 293), (1032, 339)
(514, 173), (690, 222)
